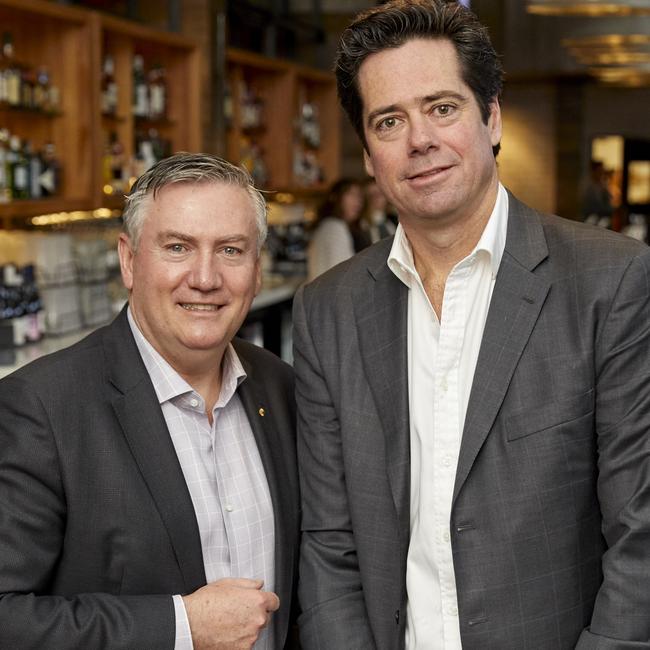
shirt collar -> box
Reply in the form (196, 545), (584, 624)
(388, 182), (509, 285)
(127, 306), (246, 406)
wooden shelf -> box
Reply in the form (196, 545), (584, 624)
(226, 47), (340, 194)
(0, 0), (201, 226)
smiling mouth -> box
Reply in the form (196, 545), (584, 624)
(180, 303), (221, 312)
(407, 166), (451, 181)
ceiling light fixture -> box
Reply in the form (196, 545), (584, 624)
(527, 0), (650, 16)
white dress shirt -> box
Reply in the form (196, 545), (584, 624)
(128, 310), (275, 650)
(388, 184), (508, 649)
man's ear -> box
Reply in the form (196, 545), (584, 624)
(118, 233), (135, 291)
(364, 148), (375, 178)
(488, 99), (502, 148)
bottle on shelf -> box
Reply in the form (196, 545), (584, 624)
(1, 32), (21, 108)
(40, 142), (61, 197)
(101, 55), (118, 116)
(22, 264), (44, 343)
(9, 135), (29, 200)
(0, 128), (10, 203)
(20, 66), (35, 109)
(240, 135), (268, 188)
(148, 63), (167, 120)
(223, 80), (233, 129)
(299, 92), (321, 149)
(26, 141), (42, 199)
(34, 67), (51, 112)
(240, 79), (264, 130)
(0, 32), (11, 106)
(106, 131), (126, 194)
(1, 263), (27, 347)
(132, 54), (149, 118)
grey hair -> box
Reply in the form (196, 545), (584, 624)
(122, 152), (268, 253)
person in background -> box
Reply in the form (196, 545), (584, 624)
(0, 153), (299, 650)
(293, 1), (650, 649)
(307, 177), (365, 280)
(360, 177), (397, 245)
(582, 159), (614, 227)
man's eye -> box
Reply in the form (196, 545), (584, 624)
(223, 246), (241, 256)
(168, 243), (186, 253)
(377, 116), (398, 131)
(435, 104), (455, 117)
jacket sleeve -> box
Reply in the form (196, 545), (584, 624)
(292, 285), (376, 649)
(0, 373), (175, 650)
(576, 248), (650, 649)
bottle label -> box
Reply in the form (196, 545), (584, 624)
(14, 165), (28, 189)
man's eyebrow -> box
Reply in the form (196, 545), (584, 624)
(365, 91), (469, 127)
(156, 231), (253, 245)
(156, 230), (196, 244)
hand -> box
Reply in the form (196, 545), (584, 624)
(182, 577), (280, 650)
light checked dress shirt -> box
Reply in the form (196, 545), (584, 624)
(388, 184), (508, 649)
(128, 310), (275, 650)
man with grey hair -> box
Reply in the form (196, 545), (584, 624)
(0, 152), (299, 650)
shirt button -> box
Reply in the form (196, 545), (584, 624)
(440, 377), (448, 392)
(225, 505), (233, 512)
(443, 531), (450, 542)
(443, 456), (453, 467)
(190, 398), (199, 407)
(448, 605), (458, 617)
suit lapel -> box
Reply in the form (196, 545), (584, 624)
(105, 309), (206, 593)
(354, 246), (411, 531)
(453, 194), (551, 504)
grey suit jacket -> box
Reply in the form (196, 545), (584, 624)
(293, 193), (650, 650)
(0, 307), (299, 649)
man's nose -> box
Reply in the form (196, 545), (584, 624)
(188, 252), (222, 291)
(408, 115), (440, 156)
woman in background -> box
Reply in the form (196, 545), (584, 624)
(359, 178), (396, 245)
(307, 178), (365, 281)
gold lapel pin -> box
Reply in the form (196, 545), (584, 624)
(258, 407), (266, 417)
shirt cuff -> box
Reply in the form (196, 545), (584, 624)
(173, 594), (194, 650)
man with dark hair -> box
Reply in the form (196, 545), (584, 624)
(293, 1), (650, 649)
(0, 153), (299, 649)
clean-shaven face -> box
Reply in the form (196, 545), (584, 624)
(359, 37), (502, 228)
(119, 181), (262, 371)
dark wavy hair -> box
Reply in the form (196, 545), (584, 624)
(335, 0), (504, 156)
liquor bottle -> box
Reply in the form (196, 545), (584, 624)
(108, 132), (126, 193)
(300, 99), (321, 149)
(240, 80), (263, 130)
(148, 63), (166, 120)
(20, 66), (35, 109)
(26, 141), (42, 199)
(9, 135), (29, 200)
(2, 32), (21, 107)
(0, 129), (10, 203)
(0, 32), (10, 106)
(223, 80), (233, 129)
(101, 55), (118, 116)
(2, 264), (27, 346)
(132, 54), (149, 118)
(34, 67), (51, 112)
(22, 264), (44, 342)
(40, 142), (61, 197)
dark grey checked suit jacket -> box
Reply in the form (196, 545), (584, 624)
(0, 307), (299, 649)
(293, 192), (650, 650)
